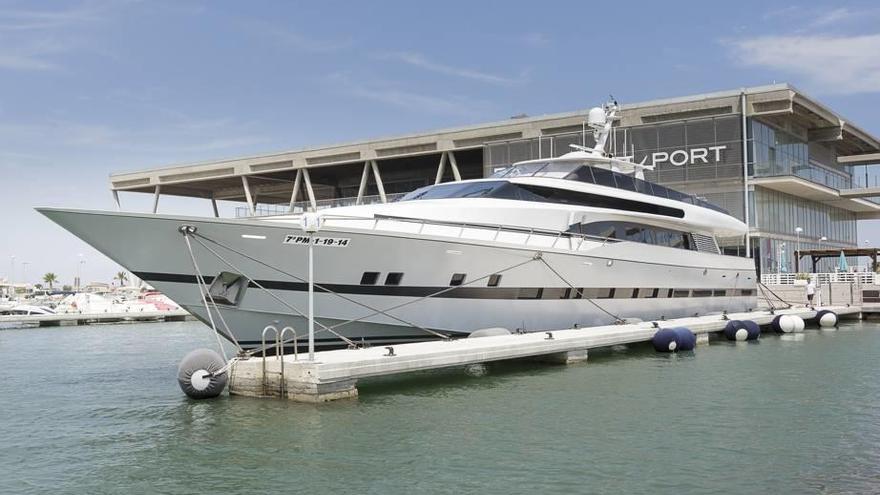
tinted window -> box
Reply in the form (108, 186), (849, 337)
(652, 184), (671, 199)
(516, 184), (685, 218)
(360, 272), (380, 285)
(532, 162), (581, 178)
(449, 273), (466, 286)
(614, 173), (636, 192)
(591, 168), (616, 188)
(565, 166), (595, 184)
(492, 163), (548, 178)
(633, 178), (653, 195)
(580, 221), (693, 250)
(384, 272), (404, 286)
(583, 222), (617, 239)
(488, 274), (502, 287)
(400, 181), (506, 201)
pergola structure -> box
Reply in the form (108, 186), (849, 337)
(794, 247), (880, 273)
(108, 83), (880, 218)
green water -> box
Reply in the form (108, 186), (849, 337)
(1, 320), (878, 494)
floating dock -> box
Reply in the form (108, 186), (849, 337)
(226, 305), (860, 403)
(0, 309), (192, 327)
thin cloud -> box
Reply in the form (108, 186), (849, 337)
(0, 50), (57, 70)
(0, 4), (104, 32)
(350, 85), (479, 117)
(325, 71), (486, 117)
(0, 116), (270, 158)
(0, 2), (113, 72)
(808, 8), (859, 27)
(240, 19), (352, 53)
(728, 33), (880, 94)
(379, 51), (528, 86)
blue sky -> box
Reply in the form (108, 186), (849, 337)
(2, 0), (880, 284)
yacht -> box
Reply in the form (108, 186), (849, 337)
(1, 304), (55, 316)
(38, 102), (757, 351)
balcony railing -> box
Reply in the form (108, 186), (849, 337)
(761, 271), (879, 285)
(235, 193), (406, 218)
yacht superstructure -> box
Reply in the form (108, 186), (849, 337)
(38, 101), (757, 351)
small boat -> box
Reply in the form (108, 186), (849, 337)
(2, 304), (55, 316)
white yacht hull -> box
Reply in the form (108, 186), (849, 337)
(38, 208), (758, 352)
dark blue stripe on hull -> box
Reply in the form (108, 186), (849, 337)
(133, 271), (755, 300)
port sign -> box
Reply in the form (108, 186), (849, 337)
(651, 145), (727, 166)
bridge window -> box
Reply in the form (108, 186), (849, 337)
(449, 273), (466, 286)
(579, 221), (694, 250)
(384, 272), (404, 286)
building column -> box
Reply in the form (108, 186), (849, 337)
(370, 160), (387, 203)
(241, 176), (255, 216)
(152, 185), (161, 214)
(356, 162), (370, 204)
(211, 194), (220, 218)
(288, 169), (303, 213)
(448, 151), (462, 181)
(112, 190), (121, 211)
(740, 91), (751, 258)
(302, 168), (317, 211)
(435, 152), (447, 184)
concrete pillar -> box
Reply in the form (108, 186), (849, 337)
(435, 152), (447, 184)
(356, 162), (370, 204)
(211, 195), (220, 218)
(288, 169), (303, 212)
(152, 185), (161, 214)
(112, 190), (121, 211)
(370, 160), (387, 203)
(241, 176), (255, 216)
(302, 169), (317, 211)
(448, 150), (462, 181)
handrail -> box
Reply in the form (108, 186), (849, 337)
(760, 271), (879, 285)
(261, 325), (280, 394)
(364, 213), (622, 247)
(260, 324), (298, 397)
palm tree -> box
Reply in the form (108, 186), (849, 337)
(43, 273), (58, 290)
(115, 271), (128, 287)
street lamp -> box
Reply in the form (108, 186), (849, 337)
(8, 255), (14, 298)
(76, 254), (86, 291)
(795, 227), (803, 272)
(21, 262), (30, 288)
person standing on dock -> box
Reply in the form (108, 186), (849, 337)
(806, 279), (816, 307)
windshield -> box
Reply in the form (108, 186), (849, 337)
(398, 181), (508, 201)
(490, 162), (728, 215)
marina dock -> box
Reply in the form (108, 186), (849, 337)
(0, 309), (192, 326)
(226, 305), (860, 403)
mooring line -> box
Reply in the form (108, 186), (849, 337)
(325, 254), (541, 333)
(537, 256), (624, 324)
(191, 233), (440, 343)
(188, 234), (360, 348)
(181, 229), (231, 361)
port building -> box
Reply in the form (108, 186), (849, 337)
(107, 84), (880, 274)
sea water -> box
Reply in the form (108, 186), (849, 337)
(1, 320), (878, 494)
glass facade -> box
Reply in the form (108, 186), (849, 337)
(751, 120), (853, 190)
(483, 113), (861, 275)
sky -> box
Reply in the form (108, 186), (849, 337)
(2, 0), (880, 285)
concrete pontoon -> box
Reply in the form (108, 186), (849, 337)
(226, 305), (860, 403)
